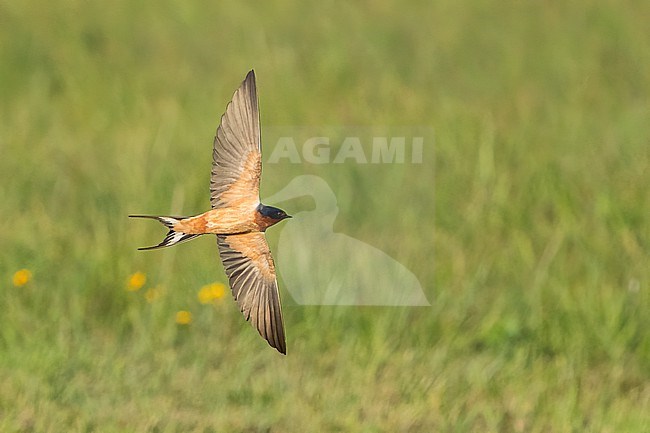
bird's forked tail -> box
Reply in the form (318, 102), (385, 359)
(128, 215), (201, 250)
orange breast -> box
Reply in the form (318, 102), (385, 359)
(254, 212), (280, 232)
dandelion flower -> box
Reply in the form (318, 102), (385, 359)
(198, 282), (226, 304)
(175, 310), (192, 325)
(144, 286), (163, 303)
(127, 272), (146, 291)
(13, 269), (32, 287)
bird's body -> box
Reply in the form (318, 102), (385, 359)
(172, 204), (283, 235)
(130, 70), (291, 354)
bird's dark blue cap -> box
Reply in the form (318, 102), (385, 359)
(258, 204), (291, 220)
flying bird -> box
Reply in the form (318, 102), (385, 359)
(130, 70), (291, 354)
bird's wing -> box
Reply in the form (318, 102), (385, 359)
(217, 232), (286, 354)
(210, 70), (262, 210)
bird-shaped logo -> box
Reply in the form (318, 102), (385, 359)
(265, 175), (429, 306)
(130, 70), (291, 354)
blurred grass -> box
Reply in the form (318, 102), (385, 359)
(1, 0), (649, 431)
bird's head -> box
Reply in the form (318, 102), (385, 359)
(258, 204), (292, 222)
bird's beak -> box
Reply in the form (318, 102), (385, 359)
(286, 215), (292, 219)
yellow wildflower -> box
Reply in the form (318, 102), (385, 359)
(197, 282), (226, 304)
(126, 272), (146, 291)
(175, 310), (192, 325)
(13, 269), (32, 287)
(144, 286), (163, 303)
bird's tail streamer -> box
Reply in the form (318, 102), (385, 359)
(128, 215), (201, 250)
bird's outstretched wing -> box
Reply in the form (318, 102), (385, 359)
(210, 70), (262, 210)
(217, 232), (286, 354)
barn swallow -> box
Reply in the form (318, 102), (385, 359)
(130, 70), (291, 354)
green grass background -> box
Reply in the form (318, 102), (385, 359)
(1, 0), (649, 431)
